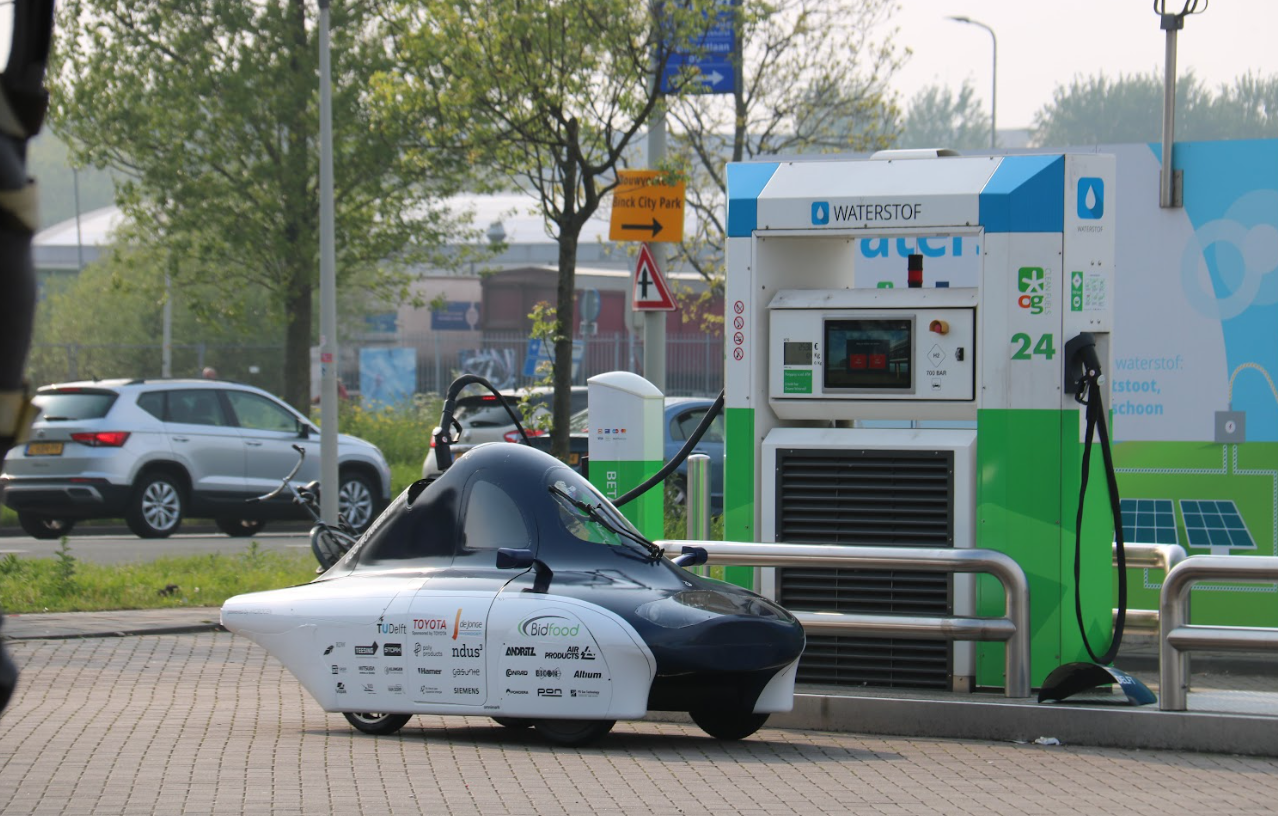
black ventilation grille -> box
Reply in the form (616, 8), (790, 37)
(775, 447), (955, 690)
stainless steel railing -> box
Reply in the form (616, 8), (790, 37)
(1112, 542), (1188, 635)
(657, 539), (1031, 698)
(1159, 555), (1278, 711)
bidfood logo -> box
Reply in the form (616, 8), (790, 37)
(1017, 267), (1048, 315)
(519, 615), (580, 639)
(1077, 177), (1104, 220)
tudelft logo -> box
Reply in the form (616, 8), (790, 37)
(1077, 177), (1104, 220)
(811, 201), (830, 225)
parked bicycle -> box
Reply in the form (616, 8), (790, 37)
(250, 444), (359, 571)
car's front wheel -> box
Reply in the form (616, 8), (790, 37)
(17, 513), (75, 540)
(215, 518), (266, 538)
(338, 471), (377, 533)
(533, 719), (615, 747)
(690, 710), (769, 741)
(125, 472), (184, 539)
(343, 712), (411, 735)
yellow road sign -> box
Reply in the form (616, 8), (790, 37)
(609, 170), (686, 243)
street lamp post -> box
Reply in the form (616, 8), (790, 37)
(947, 15), (997, 151)
(317, 0), (339, 525)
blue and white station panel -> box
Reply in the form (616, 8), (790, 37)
(661, 0), (737, 95)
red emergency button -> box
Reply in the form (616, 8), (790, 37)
(929, 319), (949, 335)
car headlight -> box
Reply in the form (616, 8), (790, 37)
(634, 590), (789, 629)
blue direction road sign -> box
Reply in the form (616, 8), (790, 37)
(660, 0), (737, 95)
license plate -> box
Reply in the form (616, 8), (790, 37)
(26, 441), (63, 456)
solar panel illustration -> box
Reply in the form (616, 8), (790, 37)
(1179, 499), (1257, 550)
(1120, 498), (1179, 545)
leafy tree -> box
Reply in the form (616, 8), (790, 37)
(667, 0), (904, 291)
(896, 81), (991, 150)
(50, 0), (470, 410)
(377, 0), (721, 458)
(1030, 70), (1231, 146)
(28, 237), (278, 386)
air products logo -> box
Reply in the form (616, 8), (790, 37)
(1077, 177), (1104, 220)
(811, 201), (830, 225)
(1017, 266), (1049, 315)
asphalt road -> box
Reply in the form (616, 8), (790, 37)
(0, 528), (314, 564)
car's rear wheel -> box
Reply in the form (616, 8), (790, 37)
(17, 513), (75, 540)
(125, 472), (184, 539)
(690, 710), (769, 741)
(338, 471), (376, 533)
(343, 712), (411, 735)
(533, 718), (614, 747)
(215, 518), (266, 538)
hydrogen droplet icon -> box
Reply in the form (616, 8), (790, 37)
(1085, 187), (1097, 210)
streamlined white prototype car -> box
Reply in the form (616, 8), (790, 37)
(222, 443), (805, 746)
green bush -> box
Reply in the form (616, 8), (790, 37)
(328, 395), (441, 466)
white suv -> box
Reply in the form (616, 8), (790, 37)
(1, 378), (392, 539)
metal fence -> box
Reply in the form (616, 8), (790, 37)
(27, 331), (725, 399)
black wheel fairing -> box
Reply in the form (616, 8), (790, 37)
(337, 443), (805, 711)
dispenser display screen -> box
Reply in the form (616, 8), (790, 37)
(783, 342), (813, 366)
(824, 318), (913, 390)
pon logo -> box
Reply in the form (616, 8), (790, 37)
(1017, 267), (1048, 315)
(1077, 177), (1104, 220)
(811, 201), (830, 225)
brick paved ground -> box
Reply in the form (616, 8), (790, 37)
(2, 632), (1277, 816)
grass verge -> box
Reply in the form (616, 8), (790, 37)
(0, 540), (317, 614)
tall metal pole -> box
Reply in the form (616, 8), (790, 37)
(1155, 2), (1205, 208)
(947, 16), (996, 150)
(643, 107), (667, 392)
(317, 0), (340, 524)
(162, 268), (172, 377)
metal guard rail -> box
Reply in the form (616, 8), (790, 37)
(1159, 555), (1278, 711)
(1111, 542), (1188, 634)
(657, 540), (1031, 698)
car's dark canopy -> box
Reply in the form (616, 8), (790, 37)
(339, 443), (653, 573)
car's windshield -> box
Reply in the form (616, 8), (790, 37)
(545, 471), (655, 558)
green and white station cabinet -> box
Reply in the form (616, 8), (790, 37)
(723, 150), (1118, 692)
(587, 371), (665, 540)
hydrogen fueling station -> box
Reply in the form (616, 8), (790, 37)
(722, 150), (1120, 694)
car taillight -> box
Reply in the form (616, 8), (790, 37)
(504, 429), (547, 443)
(71, 431), (131, 447)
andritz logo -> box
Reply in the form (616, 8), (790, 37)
(811, 201), (830, 225)
(1077, 177), (1104, 220)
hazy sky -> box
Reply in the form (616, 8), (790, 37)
(888, 1), (1278, 130)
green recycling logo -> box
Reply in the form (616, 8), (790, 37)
(1016, 266), (1050, 315)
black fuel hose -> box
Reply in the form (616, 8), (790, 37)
(614, 389), (724, 507)
(433, 374), (532, 474)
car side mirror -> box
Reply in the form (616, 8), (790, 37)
(496, 547), (553, 593)
(298, 423), (311, 439)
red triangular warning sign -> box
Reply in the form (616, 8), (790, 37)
(632, 243), (677, 311)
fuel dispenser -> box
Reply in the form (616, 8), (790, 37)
(724, 152), (1118, 691)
